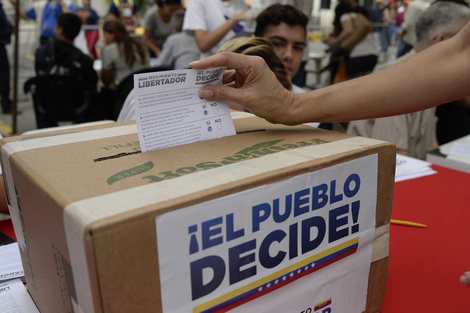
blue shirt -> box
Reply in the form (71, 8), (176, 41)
(26, 1), (76, 38)
(108, 0), (139, 19)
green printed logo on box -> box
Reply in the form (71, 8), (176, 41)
(107, 161), (154, 185)
(107, 138), (329, 185)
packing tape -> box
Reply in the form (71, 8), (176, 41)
(372, 223), (390, 262)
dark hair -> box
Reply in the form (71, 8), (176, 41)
(333, 2), (354, 36)
(157, 0), (182, 8)
(219, 37), (292, 91)
(57, 13), (82, 41)
(254, 4), (308, 37)
(103, 20), (147, 67)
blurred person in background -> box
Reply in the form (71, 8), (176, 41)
(77, 0), (101, 60)
(396, 0), (430, 58)
(326, 2), (377, 80)
(182, 0), (254, 58)
(254, 4), (308, 94)
(150, 10), (199, 69)
(347, 1), (470, 159)
(0, 0), (12, 114)
(14, 0), (76, 45)
(100, 19), (148, 87)
(107, 0), (140, 32)
(143, 0), (183, 58)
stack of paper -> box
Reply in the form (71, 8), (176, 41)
(395, 154), (437, 182)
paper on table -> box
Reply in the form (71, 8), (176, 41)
(449, 142), (470, 157)
(0, 243), (24, 283)
(395, 154), (437, 182)
(0, 279), (39, 313)
(134, 67), (236, 152)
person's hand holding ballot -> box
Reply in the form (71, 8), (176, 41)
(190, 20), (470, 288)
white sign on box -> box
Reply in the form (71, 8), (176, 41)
(156, 155), (377, 313)
(134, 67), (236, 152)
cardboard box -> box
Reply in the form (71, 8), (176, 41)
(1, 114), (395, 313)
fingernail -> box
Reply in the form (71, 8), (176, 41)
(200, 89), (214, 99)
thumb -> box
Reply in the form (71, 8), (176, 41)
(200, 84), (244, 104)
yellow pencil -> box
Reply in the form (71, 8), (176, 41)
(390, 219), (427, 228)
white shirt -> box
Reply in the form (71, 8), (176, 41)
(182, 0), (249, 57)
(117, 89), (136, 122)
(251, 0), (312, 16)
(401, 0), (430, 45)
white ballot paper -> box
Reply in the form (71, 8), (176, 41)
(395, 154), (437, 182)
(0, 243), (24, 283)
(134, 67), (236, 152)
(0, 279), (39, 313)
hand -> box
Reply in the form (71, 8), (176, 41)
(190, 52), (296, 124)
(232, 10), (252, 22)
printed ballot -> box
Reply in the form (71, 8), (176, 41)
(0, 243), (24, 283)
(134, 67), (236, 152)
(0, 279), (39, 313)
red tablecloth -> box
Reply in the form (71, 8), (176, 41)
(0, 218), (16, 241)
(382, 165), (470, 311)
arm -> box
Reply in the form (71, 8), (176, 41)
(133, 11), (140, 29)
(144, 29), (160, 56)
(193, 11), (248, 53)
(152, 36), (175, 68)
(101, 69), (114, 86)
(326, 18), (354, 47)
(190, 22), (470, 125)
(341, 13), (372, 52)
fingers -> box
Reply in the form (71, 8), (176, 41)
(200, 85), (244, 104)
(460, 272), (470, 287)
(222, 69), (236, 85)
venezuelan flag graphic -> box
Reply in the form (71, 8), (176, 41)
(193, 237), (359, 313)
(314, 298), (332, 311)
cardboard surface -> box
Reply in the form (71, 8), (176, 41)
(0, 115), (395, 313)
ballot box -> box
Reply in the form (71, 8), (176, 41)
(0, 115), (395, 313)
